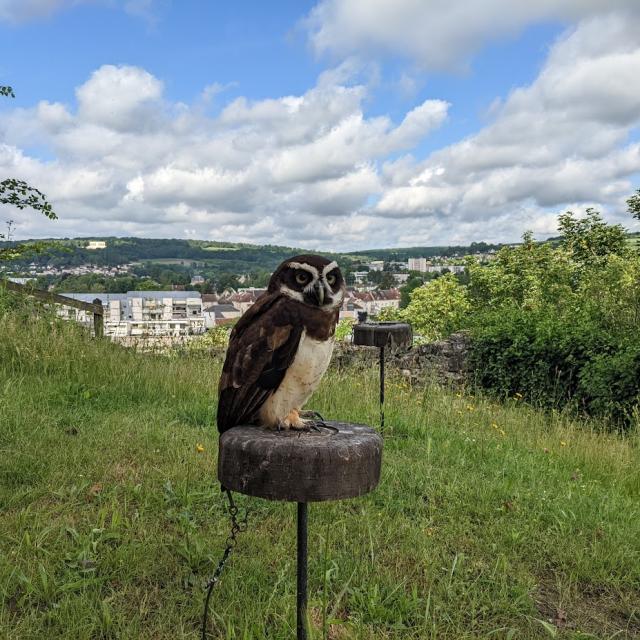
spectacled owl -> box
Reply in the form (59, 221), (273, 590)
(217, 255), (345, 433)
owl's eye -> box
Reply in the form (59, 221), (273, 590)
(295, 272), (309, 285)
(326, 273), (336, 286)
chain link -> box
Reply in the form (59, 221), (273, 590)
(201, 488), (248, 640)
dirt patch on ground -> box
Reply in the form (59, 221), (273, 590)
(534, 577), (640, 638)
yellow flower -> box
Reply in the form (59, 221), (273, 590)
(499, 429), (506, 436)
(466, 404), (475, 412)
(491, 422), (499, 429)
(560, 441), (567, 447)
(455, 392), (462, 398)
(196, 443), (205, 453)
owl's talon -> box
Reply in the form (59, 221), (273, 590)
(300, 410), (326, 422)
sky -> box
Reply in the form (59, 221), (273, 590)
(0, 0), (639, 251)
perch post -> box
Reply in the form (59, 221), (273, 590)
(218, 422), (383, 639)
(352, 321), (412, 430)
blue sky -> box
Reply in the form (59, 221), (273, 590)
(0, 0), (639, 250)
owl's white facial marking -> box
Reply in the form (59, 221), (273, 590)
(323, 287), (344, 310)
(322, 261), (338, 276)
(287, 262), (319, 278)
(280, 284), (304, 302)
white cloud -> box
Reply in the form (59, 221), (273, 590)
(305, 0), (640, 71)
(75, 65), (164, 132)
(2, 10), (640, 251)
(0, 63), (450, 249)
(373, 13), (640, 241)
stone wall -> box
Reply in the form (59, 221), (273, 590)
(393, 331), (471, 385)
(333, 331), (471, 385)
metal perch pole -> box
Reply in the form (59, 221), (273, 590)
(352, 320), (412, 433)
(297, 502), (308, 640)
(379, 345), (385, 431)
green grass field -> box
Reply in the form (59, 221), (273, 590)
(1, 300), (639, 639)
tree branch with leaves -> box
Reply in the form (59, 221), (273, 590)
(627, 189), (640, 222)
(0, 87), (57, 261)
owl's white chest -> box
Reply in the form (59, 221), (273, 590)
(259, 330), (334, 425)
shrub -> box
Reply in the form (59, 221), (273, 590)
(398, 204), (640, 428)
(402, 273), (470, 341)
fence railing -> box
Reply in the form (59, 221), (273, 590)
(2, 279), (104, 337)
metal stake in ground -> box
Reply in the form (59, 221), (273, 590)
(352, 321), (412, 433)
(379, 345), (385, 431)
(297, 502), (308, 640)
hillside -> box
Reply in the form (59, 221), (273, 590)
(0, 236), (502, 278)
(3, 233), (638, 276)
(1, 291), (639, 639)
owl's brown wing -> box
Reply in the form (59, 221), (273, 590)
(216, 293), (303, 433)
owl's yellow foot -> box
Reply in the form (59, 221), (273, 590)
(277, 408), (308, 430)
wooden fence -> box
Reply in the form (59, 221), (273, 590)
(1, 279), (104, 337)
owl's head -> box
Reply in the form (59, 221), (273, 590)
(269, 254), (345, 310)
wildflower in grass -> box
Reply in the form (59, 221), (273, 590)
(514, 392), (523, 399)
(196, 443), (205, 453)
(455, 392), (462, 398)
(466, 404), (475, 412)
(560, 441), (567, 447)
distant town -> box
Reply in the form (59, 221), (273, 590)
(1, 236), (501, 342)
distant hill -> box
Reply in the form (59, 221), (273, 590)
(2, 233), (637, 274)
(1, 236), (504, 272)
(346, 241), (504, 262)
(0, 237), (348, 273)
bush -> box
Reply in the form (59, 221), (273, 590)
(402, 273), (470, 341)
(399, 205), (640, 428)
(465, 229), (640, 427)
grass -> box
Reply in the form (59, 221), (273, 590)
(0, 294), (639, 639)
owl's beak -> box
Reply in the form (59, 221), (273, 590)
(313, 280), (325, 305)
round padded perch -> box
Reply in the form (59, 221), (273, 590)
(352, 321), (412, 349)
(218, 421), (382, 502)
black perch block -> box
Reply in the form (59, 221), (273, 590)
(218, 421), (382, 502)
(352, 321), (412, 349)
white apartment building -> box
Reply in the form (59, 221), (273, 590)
(407, 257), (465, 275)
(58, 290), (205, 338)
(407, 257), (428, 272)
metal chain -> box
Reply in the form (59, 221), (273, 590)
(201, 487), (248, 640)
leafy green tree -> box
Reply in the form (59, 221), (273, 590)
(627, 189), (640, 222)
(402, 273), (470, 340)
(558, 208), (628, 266)
(399, 274), (426, 308)
(466, 232), (575, 312)
(0, 88), (57, 261)
(375, 305), (402, 321)
(377, 271), (396, 289)
(334, 318), (355, 341)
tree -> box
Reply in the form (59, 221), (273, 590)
(399, 274), (426, 308)
(377, 271), (396, 289)
(0, 87), (57, 261)
(557, 208), (627, 266)
(402, 273), (470, 340)
(627, 189), (640, 222)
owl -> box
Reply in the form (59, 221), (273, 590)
(217, 255), (345, 433)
